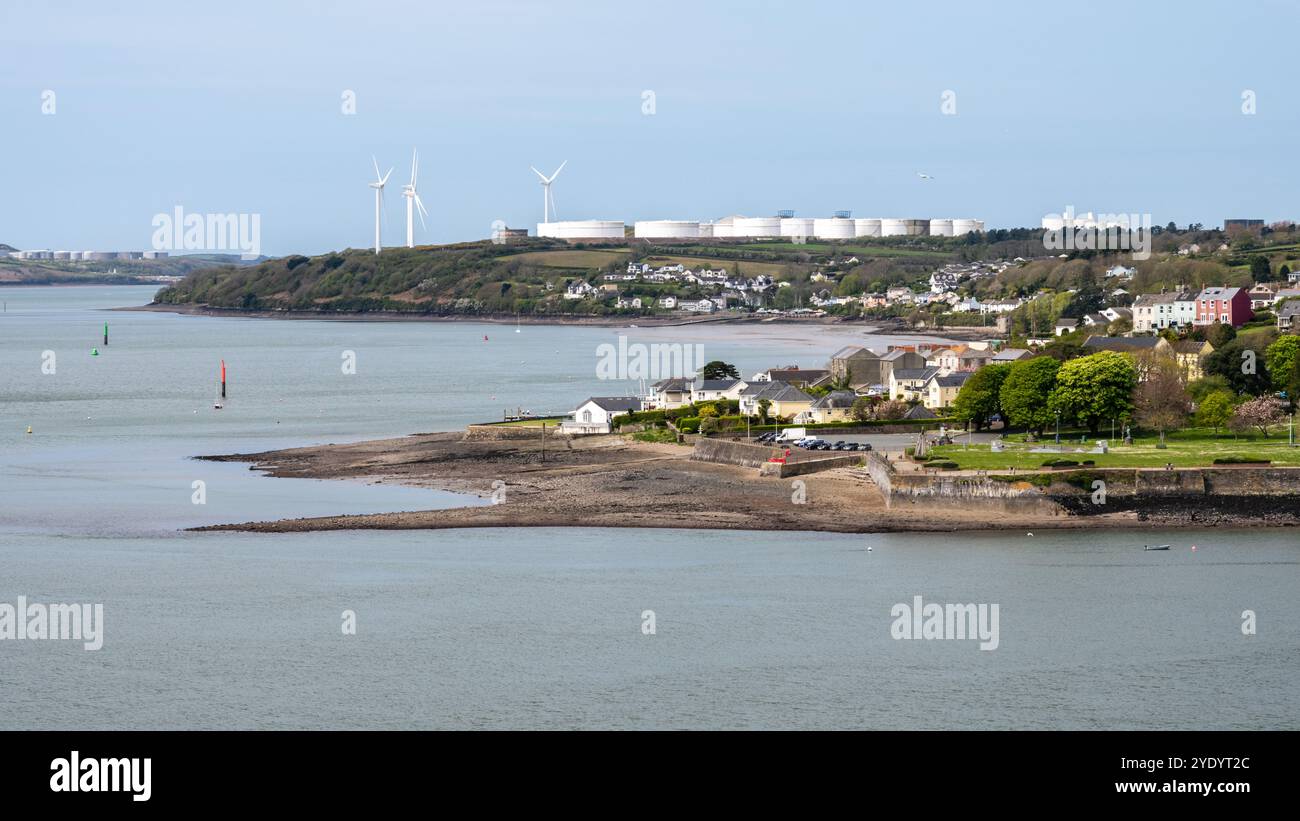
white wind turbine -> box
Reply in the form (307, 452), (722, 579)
(530, 160), (567, 223)
(369, 156), (393, 254)
(402, 149), (428, 248)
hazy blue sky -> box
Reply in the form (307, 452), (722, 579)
(2, 0), (1297, 255)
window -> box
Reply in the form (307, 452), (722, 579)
(582, 410), (592, 423)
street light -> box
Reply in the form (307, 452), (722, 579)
(1054, 409), (1061, 444)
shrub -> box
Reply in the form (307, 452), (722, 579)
(675, 416), (701, 433)
(927, 460), (960, 470)
(1213, 456), (1271, 465)
(1041, 458), (1079, 467)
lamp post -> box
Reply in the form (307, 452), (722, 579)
(1054, 409), (1061, 445)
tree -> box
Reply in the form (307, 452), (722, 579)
(701, 360), (739, 380)
(1134, 356), (1191, 445)
(952, 363), (1010, 431)
(1195, 389), (1236, 434)
(1200, 322), (1236, 348)
(850, 396), (874, 422)
(999, 356), (1061, 434)
(1203, 338), (1272, 396)
(757, 398), (772, 424)
(1265, 335), (1300, 393)
(874, 400), (908, 421)
(1048, 351), (1138, 436)
(698, 416), (720, 435)
(1230, 395), (1287, 437)
(1249, 255), (1271, 280)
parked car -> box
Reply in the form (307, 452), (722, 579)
(859, 442), (873, 451)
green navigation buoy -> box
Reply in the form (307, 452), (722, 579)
(91, 347), (99, 356)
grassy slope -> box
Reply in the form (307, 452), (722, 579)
(930, 428), (1300, 469)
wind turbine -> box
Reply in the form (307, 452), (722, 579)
(530, 160), (567, 223)
(369, 156), (393, 253)
(402, 149), (428, 248)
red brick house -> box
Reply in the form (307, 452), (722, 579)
(1192, 286), (1253, 327)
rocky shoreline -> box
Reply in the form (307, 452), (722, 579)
(191, 431), (1204, 535)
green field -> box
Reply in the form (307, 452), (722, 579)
(495, 416), (567, 427)
(929, 428), (1300, 470)
(508, 249), (629, 268)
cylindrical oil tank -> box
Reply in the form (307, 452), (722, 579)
(880, 219), (908, 237)
(536, 220), (625, 239)
(634, 220), (701, 239)
(952, 218), (983, 236)
(854, 218), (882, 237)
(812, 217), (856, 239)
(928, 219), (954, 237)
(780, 218), (816, 238)
(733, 217), (782, 238)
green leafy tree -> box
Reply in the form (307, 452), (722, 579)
(999, 356), (1061, 434)
(701, 360), (740, 380)
(1203, 338), (1272, 396)
(1048, 351), (1138, 435)
(952, 363), (1010, 431)
(1195, 389), (1237, 434)
(850, 396), (874, 423)
(1249, 255), (1271, 280)
(1265, 335), (1300, 392)
(756, 398), (772, 424)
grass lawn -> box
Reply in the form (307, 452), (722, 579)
(509, 249), (629, 268)
(496, 416), (566, 427)
(929, 427), (1300, 469)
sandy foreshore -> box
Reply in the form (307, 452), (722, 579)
(192, 431), (1161, 534)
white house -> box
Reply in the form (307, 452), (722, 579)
(691, 378), (746, 403)
(562, 397), (641, 435)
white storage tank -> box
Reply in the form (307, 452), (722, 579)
(710, 216), (739, 238)
(697, 222), (714, 238)
(952, 219), (983, 236)
(634, 220), (701, 239)
(733, 217), (782, 238)
(929, 219), (954, 237)
(880, 219), (908, 237)
(780, 218), (815, 238)
(813, 217), (856, 239)
(854, 218), (882, 237)
(536, 220), (626, 239)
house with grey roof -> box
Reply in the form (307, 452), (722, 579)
(562, 397), (643, 435)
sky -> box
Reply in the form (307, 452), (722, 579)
(2, 0), (1298, 256)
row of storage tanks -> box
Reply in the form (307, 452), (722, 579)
(534, 217), (984, 240)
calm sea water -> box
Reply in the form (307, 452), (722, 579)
(1, 286), (1297, 729)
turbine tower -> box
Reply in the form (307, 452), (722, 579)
(369, 156), (393, 254)
(402, 149), (428, 248)
(530, 160), (567, 224)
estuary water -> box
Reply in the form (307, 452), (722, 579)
(1, 286), (1297, 729)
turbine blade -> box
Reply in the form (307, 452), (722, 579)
(415, 195), (428, 229)
(372, 155), (381, 180)
(410, 149), (418, 185)
(549, 159), (567, 181)
(530, 166), (548, 182)
(380, 167), (393, 186)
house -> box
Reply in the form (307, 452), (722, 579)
(1276, 301), (1300, 331)
(927, 346), (990, 374)
(691, 378), (746, 403)
(991, 348), (1032, 364)
(656, 296), (677, 309)
(1248, 283), (1278, 309)
(678, 298), (716, 314)
(1105, 265), (1136, 279)
(738, 382), (815, 420)
(979, 299), (1021, 315)
(878, 349), (926, 385)
(1101, 306), (1132, 324)
(902, 404), (937, 420)
(795, 390), (859, 424)
(751, 367), (831, 388)
(1132, 291), (1193, 332)
(1054, 317), (1078, 336)
(562, 397), (641, 435)
(923, 371), (972, 410)
(645, 377), (693, 410)
(1082, 312), (1110, 328)
(1081, 336), (1171, 355)
(615, 296), (642, 309)
(1171, 340), (1213, 383)
(829, 345), (884, 388)
(563, 281), (597, 300)
(1193, 286), (1253, 327)
(889, 367), (940, 402)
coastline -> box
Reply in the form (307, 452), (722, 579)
(189, 430), (1226, 535)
